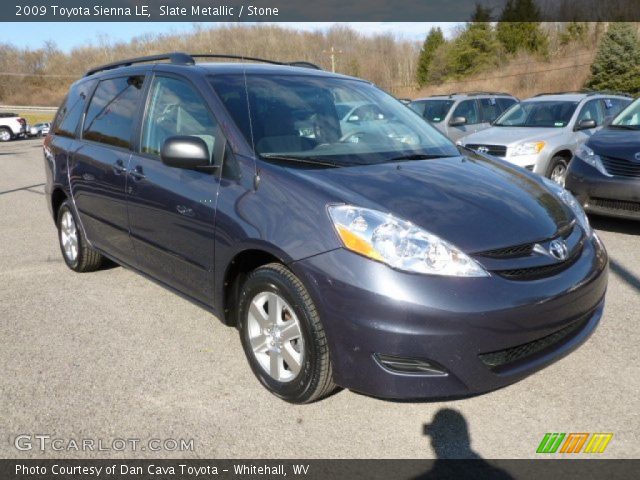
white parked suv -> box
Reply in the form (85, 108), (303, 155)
(0, 112), (27, 142)
(460, 92), (632, 185)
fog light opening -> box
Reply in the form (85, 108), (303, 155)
(374, 354), (448, 376)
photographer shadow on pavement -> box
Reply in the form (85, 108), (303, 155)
(414, 408), (514, 480)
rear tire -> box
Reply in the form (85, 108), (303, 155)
(57, 200), (104, 272)
(546, 156), (568, 187)
(238, 263), (337, 404)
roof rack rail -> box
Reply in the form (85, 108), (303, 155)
(189, 54), (320, 69)
(534, 90), (633, 98)
(464, 91), (513, 96)
(533, 91), (584, 97)
(85, 52), (321, 77)
(426, 91), (513, 98)
(583, 89), (633, 98)
(85, 52), (194, 76)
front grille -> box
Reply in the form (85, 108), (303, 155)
(495, 245), (581, 280)
(482, 243), (534, 259)
(601, 155), (640, 178)
(478, 314), (590, 369)
(480, 223), (574, 260)
(466, 144), (507, 157)
(592, 197), (640, 213)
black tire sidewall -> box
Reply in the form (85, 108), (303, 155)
(238, 267), (319, 403)
(57, 201), (81, 270)
(547, 156), (568, 179)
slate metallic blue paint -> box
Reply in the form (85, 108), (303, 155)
(44, 62), (608, 400)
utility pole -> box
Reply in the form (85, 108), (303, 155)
(323, 46), (342, 73)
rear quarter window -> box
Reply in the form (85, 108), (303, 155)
(53, 80), (96, 138)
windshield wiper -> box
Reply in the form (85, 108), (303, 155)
(608, 124), (640, 130)
(260, 154), (338, 168)
(388, 153), (455, 162)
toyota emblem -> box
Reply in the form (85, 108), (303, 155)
(548, 239), (568, 261)
(634, 152), (640, 162)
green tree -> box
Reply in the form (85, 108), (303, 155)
(446, 22), (502, 78)
(471, 3), (493, 22)
(587, 23), (640, 93)
(560, 22), (588, 45)
(496, 0), (548, 55)
(416, 27), (445, 86)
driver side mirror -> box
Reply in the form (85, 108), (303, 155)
(449, 116), (467, 127)
(161, 136), (215, 171)
(576, 119), (597, 131)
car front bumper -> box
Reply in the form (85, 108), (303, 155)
(566, 157), (640, 220)
(291, 234), (608, 400)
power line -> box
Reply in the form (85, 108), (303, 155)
(0, 72), (79, 78)
(437, 61), (593, 86)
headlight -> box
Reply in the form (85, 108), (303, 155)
(511, 141), (545, 157)
(575, 144), (611, 177)
(541, 177), (592, 236)
(327, 205), (488, 277)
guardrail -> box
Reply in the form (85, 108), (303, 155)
(0, 105), (58, 112)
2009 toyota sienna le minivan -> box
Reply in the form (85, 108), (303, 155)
(44, 53), (608, 403)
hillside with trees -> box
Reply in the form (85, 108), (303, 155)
(1, 20), (639, 108)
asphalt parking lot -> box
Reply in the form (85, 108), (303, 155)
(1, 138), (639, 460)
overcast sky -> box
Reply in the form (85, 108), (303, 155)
(1, 22), (462, 51)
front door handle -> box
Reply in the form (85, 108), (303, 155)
(130, 165), (145, 181)
(113, 159), (127, 175)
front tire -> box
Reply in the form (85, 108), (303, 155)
(0, 127), (12, 142)
(238, 263), (337, 404)
(547, 156), (568, 187)
(57, 200), (104, 272)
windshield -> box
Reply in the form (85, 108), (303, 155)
(612, 98), (640, 129)
(409, 99), (454, 123)
(209, 74), (458, 166)
(494, 101), (578, 128)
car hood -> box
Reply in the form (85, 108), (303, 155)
(589, 127), (640, 161)
(462, 126), (565, 147)
(287, 153), (572, 253)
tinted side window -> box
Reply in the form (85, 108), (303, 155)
(479, 98), (501, 123)
(83, 76), (145, 149)
(408, 101), (426, 116)
(604, 98), (631, 117)
(577, 99), (604, 126)
(53, 80), (96, 138)
(452, 100), (479, 124)
(141, 76), (219, 163)
(497, 97), (517, 113)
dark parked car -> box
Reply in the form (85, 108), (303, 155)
(44, 53), (608, 403)
(566, 97), (640, 220)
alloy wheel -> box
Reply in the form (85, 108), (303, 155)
(60, 210), (79, 263)
(246, 291), (305, 382)
(551, 164), (567, 187)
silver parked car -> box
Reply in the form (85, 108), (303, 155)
(28, 122), (51, 137)
(460, 92), (632, 185)
(408, 92), (518, 142)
